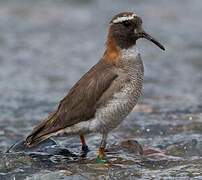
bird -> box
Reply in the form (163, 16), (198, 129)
(26, 12), (165, 164)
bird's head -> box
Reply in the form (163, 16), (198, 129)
(108, 12), (165, 51)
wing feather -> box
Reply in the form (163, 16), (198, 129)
(26, 60), (118, 146)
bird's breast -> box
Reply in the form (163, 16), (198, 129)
(89, 71), (143, 133)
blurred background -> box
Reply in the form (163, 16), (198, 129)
(0, 0), (202, 179)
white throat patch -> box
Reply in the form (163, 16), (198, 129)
(121, 45), (139, 58)
(112, 13), (137, 24)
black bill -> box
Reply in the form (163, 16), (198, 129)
(140, 31), (165, 51)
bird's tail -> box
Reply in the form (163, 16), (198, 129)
(26, 127), (53, 147)
(26, 110), (57, 147)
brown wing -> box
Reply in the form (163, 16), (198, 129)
(26, 59), (118, 146)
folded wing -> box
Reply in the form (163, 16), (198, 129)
(26, 60), (118, 146)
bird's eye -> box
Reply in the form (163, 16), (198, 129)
(122, 21), (131, 27)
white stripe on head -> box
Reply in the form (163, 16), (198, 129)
(112, 13), (137, 24)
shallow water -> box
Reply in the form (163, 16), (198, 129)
(0, 0), (202, 179)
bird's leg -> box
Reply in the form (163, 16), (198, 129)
(80, 135), (89, 153)
(98, 133), (108, 164)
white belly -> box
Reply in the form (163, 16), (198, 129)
(88, 81), (142, 133)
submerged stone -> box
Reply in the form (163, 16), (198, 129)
(7, 138), (74, 157)
(0, 152), (32, 173)
(120, 140), (143, 155)
(165, 138), (202, 157)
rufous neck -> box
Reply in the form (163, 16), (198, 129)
(103, 34), (121, 65)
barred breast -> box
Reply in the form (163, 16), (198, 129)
(89, 53), (144, 133)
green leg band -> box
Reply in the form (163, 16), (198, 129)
(97, 156), (104, 164)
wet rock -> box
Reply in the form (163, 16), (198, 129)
(165, 139), (202, 157)
(120, 140), (143, 155)
(143, 148), (162, 156)
(183, 122), (202, 134)
(7, 138), (57, 153)
(108, 139), (143, 156)
(59, 169), (73, 175)
(7, 138), (74, 157)
(27, 171), (71, 180)
(143, 148), (182, 162)
(0, 152), (32, 173)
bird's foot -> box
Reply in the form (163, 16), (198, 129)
(97, 156), (105, 164)
(82, 146), (90, 153)
(97, 156), (111, 168)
